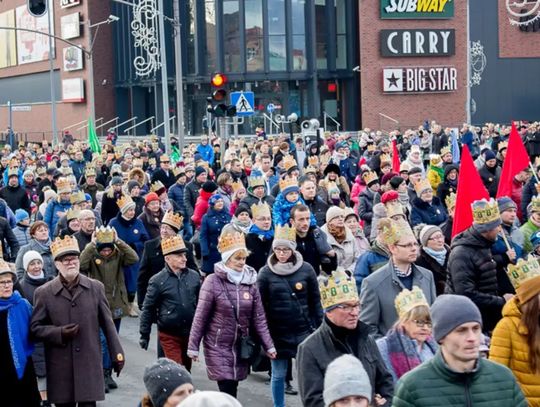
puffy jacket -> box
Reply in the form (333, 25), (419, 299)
(410, 196), (448, 227)
(353, 241), (390, 292)
(196, 143), (215, 165)
(140, 265), (201, 337)
(358, 187), (376, 237)
(490, 298), (540, 406)
(191, 190), (213, 229)
(478, 164), (501, 198)
(12, 225), (31, 248)
(187, 263), (275, 382)
(200, 207), (231, 274)
(15, 238), (55, 280)
(168, 183), (186, 216)
(44, 199), (72, 237)
(446, 227), (505, 332)
(0, 216), (19, 262)
(257, 253), (322, 358)
(393, 350), (526, 407)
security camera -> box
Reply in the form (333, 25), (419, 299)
(287, 113), (298, 123)
(108, 15), (120, 22)
(352, 66), (360, 72)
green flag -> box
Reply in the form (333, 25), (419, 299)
(88, 117), (101, 153)
(171, 145), (180, 163)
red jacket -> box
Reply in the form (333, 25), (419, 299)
(511, 177), (524, 222)
(191, 190), (213, 229)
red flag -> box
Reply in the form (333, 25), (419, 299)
(452, 145), (490, 237)
(496, 122), (530, 198)
(392, 139), (401, 173)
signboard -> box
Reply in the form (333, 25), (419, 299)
(60, 0), (81, 8)
(230, 91), (255, 117)
(63, 45), (83, 71)
(61, 12), (80, 39)
(16, 0), (55, 65)
(12, 105), (32, 111)
(383, 66), (457, 93)
(267, 103), (275, 113)
(0, 10), (17, 69)
(380, 29), (455, 57)
(380, 0), (454, 19)
(62, 78), (85, 102)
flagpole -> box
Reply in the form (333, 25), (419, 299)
(529, 162), (539, 183)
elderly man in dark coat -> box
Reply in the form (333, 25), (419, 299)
(30, 235), (125, 406)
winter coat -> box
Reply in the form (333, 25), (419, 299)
(238, 193), (275, 212)
(0, 185), (31, 215)
(73, 230), (92, 252)
(30, 275), (124, 404)
(184, 179), (203, 220)
(187, 263), (275, 382)
(196, 143), (215, 165)
(490, 298), (540, 406)
(24, 180), (39, 202)
(0, 216), (19, 262)
(100, 190), (122, 226)
(216, 187), (233, 212)
(44, 198), (72, 237)
(246, 231), (274, 272)
(70, 160), (86, 182)
(410, 196), (448, 227)
(492, 224), (524, 295)
(393, 350), (526, 407)
(521, 177), (539, 221)
(370, 203), (387, 242)
(297, 317), (394, 407)
(318, 177), (350, 206)
(151, 168), (176, 189)
(12, 225), (31, 247)
(320, 224), (360, 273)
(79, 239), (139, 318)
(415, 246), (449, 296)
(478, 164), (501, 198)
(446, 227), (505, 332)
(302, 196), (329, 227)
(257, 254), (322, 358)
(358, 187), (376, 237)
(80, 183), (104, 209)
(138, 207), (163, 240)
(353, 241), (390, 292)
(200, 207), (232, 274)
(16, 239), (55, 280)
(520, 219), (540, 254)
(168, 182), (187, 216)
(360, 261), (437, 338)
(436, 164), (458, 208)
(191, 190), (214, 229)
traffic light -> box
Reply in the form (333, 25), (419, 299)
(211, 73), (227, 88)
(27, 0), (47, 17)
(208, 73), (236, 118)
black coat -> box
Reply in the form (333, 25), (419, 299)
(446, 227), (504, 332)
(246, 232), (273, 272)
(238, 193), (275, 212)
(410, 197), (448, 227)
(184, 180), (202, 219)
(0, 185), (31, 215)
(303, 196), (329, 227)
(0, 216), (19, 262)
(358, 188), (376, 237)
(478, 164), (501, 198)
(151, 168), (176, 189)
(521, 177), (538, 221)
(101, 191), (122, 225)
(257, 257), (322, 358)
(415, 247), (449, 296)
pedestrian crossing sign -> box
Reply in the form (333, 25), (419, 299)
(230, 91), (255, 117)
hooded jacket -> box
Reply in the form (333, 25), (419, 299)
(436, 164), (458, 207)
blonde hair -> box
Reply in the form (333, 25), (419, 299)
(395, 305), (431, 329)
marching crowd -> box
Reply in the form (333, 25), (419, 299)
(1, 121), (540, 407)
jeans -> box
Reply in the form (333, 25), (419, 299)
(271, 359), (288, 407)
(182, 219), (193, 241)
(100, 319), (121, 369)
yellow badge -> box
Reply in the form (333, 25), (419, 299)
(488, 178), (493, 182)
(95, 259), (101, 265)
(243, 292), (250, 300)
(134, 229), (139, 234)
(117, 353), (124, 362)
(295, 282), (303, 290)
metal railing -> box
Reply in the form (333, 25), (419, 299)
(323, 112), (341, 132)
(262, 113), (281, 136)
(150, 116), (176, 133)
(123, 116), (155, 135)
(108, 116), (138, 134)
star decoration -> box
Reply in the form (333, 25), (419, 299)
(387, 73), (400, 88)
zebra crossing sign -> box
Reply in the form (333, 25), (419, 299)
(230, 91), (255, 117)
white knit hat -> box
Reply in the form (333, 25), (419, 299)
(23, 250), (43, 271)
(326, 206), (344, 224)
(177, 390), (242, 407)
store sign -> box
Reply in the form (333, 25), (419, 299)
(60, 0), (81, 8)
(63, 46), (83, 71)
(381, 29), (455, 56)
(381, 0), (454, 19)
(61, 12), (80, 39)
(62, 78), (85, 102)
(383, 66), (457, 93)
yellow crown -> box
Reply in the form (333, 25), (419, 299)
(172, 166), (184, 177)
(7, 168), (18, 178)
(133, 158), (144, 168)
(362, 171), (379, 186)
(472, 198), (500, 225)
(96, 226), (115, 244)
(380, 153), (391, 165)
(380, 218), (414, 246)
(248, 175), (265, 189)
(51, 235), (80, 260)
(498, 141), (508, 152)
(430, 154), (442, 166)
(161, 235), (187, 255)
(279, 177), (298, 192)
(274, 225), (296, 242)
(367, 144), (376, 152)
(232, 180), (244, 193)
(386, 201), (405, 219)
(395, 286), (429, 318)
(151, 180), (166, 193)
(61, 166), (73, 176)
(0, 258), (10, 273)
(251, 202), (271, 219)
(440, 145), (451, 156)
(532, 196), (540, 213)
(85, 167), (96, 177)
(319, 269), (359, 310)
(283, 155), (298, 172)
(162, 211), (184, 230)
(414, 178), (432, 195)
(56, 177), (72, 194)
(507, 256), (540, 289)
(218, 231), (246, 254)
(70, 190), (86, 204)
(304, 166), (318, 175)
(308, 156), (319, 167)
(116, 194), (135, 211)
(445, 192), (457, 209)
(66, 208), (80, 222)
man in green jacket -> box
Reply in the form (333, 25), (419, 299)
(393, 294), (526, 407)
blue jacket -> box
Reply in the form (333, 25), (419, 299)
(70, 160), (86, 182)
(354, 242), (390, 292)
(196, 143), (215, 165)
(44, 199), (72, 238)
(410, 197), (448, 227)
(168, 183), (186, 216)
(0, 198), (15, 228)
(200, 207), (231, 274)
(272, 193), (315, 227)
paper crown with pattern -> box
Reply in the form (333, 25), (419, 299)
(319, 269), (359, 310)
(70, 190), (86, 204)
(150, 180), (166, 193)
(283, 155), (298, 172)
(96, 226), (115, 244)
(161, 235), (187, 255)
(133, 158), (144, 168)
(414, 178), (432, 195)
(308, 156), (319, 167)
(232, 180), (244, 193)
(162, 211), (184, 231)
(440, 145), (451, 157)
(531, 196), (540, 213)
(279, 177), (299, 192)
(445, 192), (457, 209)
(507, 256), (540, 289)
(386, 201), (405, 219)
(0, 258), (11, 273)
(274, 225), (296, 242)
(362, 171), (379, 186)
(172, 166), (184, 177)
(7, 168), (18, 178)
(66, 208), (80, 222)
(217, 231), (246, 254)
(380, 218), (415, 246)
(248, 174), (265, 189)
(51, 235), (80, 260)
(379, 153), (391, 166)
(116, 194), (135, 211)
(471, 198), (500, 225)
(304, 166), (318, 175)
(251, 202), (271, 219)
(61, 166), (73, 176)
(498, 141), (508, 152)
(85, 166), (96, 177)
(395, 286), (429, 318)
(56, 177), (72, 194)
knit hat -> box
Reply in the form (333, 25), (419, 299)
(202, 181), (218, 193)
(23, 169), (33, 177)
(234, 205), (251, 218)
(531, 230), (540, 251)
(408, 166), (422, 176)
(143, 358), (193, 407)
(496, 196), (517, 213)
(381, 190), (399, 204)
(127, 180), (140, 193)
(324, 163), (341, 177)
(145, 192), (159, 205)
(418, 224), (443, 247)
(323, 355), (372, 407)
(483, 149), (496, 161)
(195, 166), (207, 177)
(209, 194), (223, 207)
(381, 172), (398, 185)
(177, 391), (242, 407)
(343, 207), (359, 221)
(15, 209), (29, 224)
(389, 176), (405, 190)
(430, 294), (483, 343)
(23, 250), (43, 271)
(326, 206), (344, 223)
(84, 193), (92, 202)
(111, 176), (123, 186)
(43, 188), (57, 204)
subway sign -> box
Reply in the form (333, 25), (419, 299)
(381, 0), (454, 19)
(381, 29), (455, 57)
(383, 67), (457, 94)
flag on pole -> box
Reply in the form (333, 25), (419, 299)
(496, 122), (529, 198)
(391, 139), (401, 173)
(88, 117), (101, 154)
(451, 145), (490, 237)
(451, 129), (460, 164)
(171, 145), (180, 163)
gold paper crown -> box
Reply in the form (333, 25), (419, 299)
(279, 177), (298, 192)
(472, 198), (500, 225)
(308, 156), (319, 167)
(283, 155), (298, 172)
(61, 166), (73, 176)
(96, 226), (115, 244)
(532, 196), (540, 213)
(148, 157), (157, 166)
(172, 166), (184, 177)
(395, 286), (429, 318)
(430, 154), (442, 166)
(367, 144), (376, 152)
(56, 178), (72, 194)
(445, 192), (457, 209)
(380, 153), (391, 165)
(51, 235), (80, 260)
(232, 180), (244, 193)
(304, 166), (318, 175)
(133, 158), (144, 168)
(85, 167), (96, 177)
(162, 211), (184, 230)
(7, 168), (18, 178)
(70, 190), (86, 204)
(248, 175), (265, 189)
(319, 269), (359, 310)
(507, 256), (540, 289)
(498, 141), (508, 152)
(0, 258), (11, 273)
(218, 231), (246, 254)
(274, 225), (296, 242)
(116, 194), (134, 211)
(161, 235), (187, 255)
(386, 201), (405, 219)
(36, 167), (46, 176)
(251, 202), (271, 219)
(362, 171), (379, 185)
(151, 180), (166, 193)
(66, 208), (80, 222)
(440, 145), (451, 156)
(414, 178), (432, 195)
(380, 218), (414, 246)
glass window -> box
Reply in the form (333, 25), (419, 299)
(223, 0), (241, 72)
(205, 1), (217, 73)
(268, 0), (286, 35)
(246, 0), (264, 71)
(315, 0), (327, 69)
(291, 0), (306, 35)
(336, 35), (346, 69)
(186, 0), (196, 74)
(292, 35), (306, 70)
(269, 36), (286, 71)
(336, 0), (346, 35)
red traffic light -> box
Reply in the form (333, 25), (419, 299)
(327, 83), (337, 93)
(212, 89), (227, 102)
(211, 73), (227, 87)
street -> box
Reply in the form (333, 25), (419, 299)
(98, 317), (303, 406)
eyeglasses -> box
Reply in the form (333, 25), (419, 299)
(161, 161), (170, 164)
(274, 248), (292, 254)
(395, 242), (420, 249)
(413, 320), (432, 328)
(335, 303), (360, 312)
(60, 256), (79, 265)
(0, 280), (13, 287)
(428, 234), (444, 241)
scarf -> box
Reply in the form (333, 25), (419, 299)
(34, 237), (51, 252)
(222, 263), (245, 285)
(386, 327), (438, 380)
(231, 217), (252, 234)
(328, 224), (347, 244)
(249, 224), (274, 240)
(423, 247), (447, 266)
(267, 251), (304, 276)
(398, 190), (410, 208)
(0, 291), (34, 379)
(27, 271), (45, 280)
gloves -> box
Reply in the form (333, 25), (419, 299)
(112, 353), (125, 377)
(61, 323), (80, 341)
(139, 337), (149, 351)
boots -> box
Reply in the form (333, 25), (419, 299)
(40, 401), (52, 407)
(128, 301), (139, 317)
(104, 368), (118, 390)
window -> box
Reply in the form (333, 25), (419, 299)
(245, 0), (264, 71)
(268, 0), (286, 71)
(315, 0), (327, 69)
(223, 0), (241, 72)
(205, 1), (217, 73)
(335, 0), (347, 69)
(291, 0), (307, 70)
(269, 36), (286, 70)
(186, 0), (196, 74)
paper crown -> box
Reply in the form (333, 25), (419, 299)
(531, 196), (540, 213)
(116, 194), (135, 211)
(70, 190), (86, 204)
(395, 286), (429, 318)
(172, 166), (184, 177)
(275, 225), (296, 242)
(66, 208), (80, 222)
(399, 162), (410, 172)
(379, 153), (391, 165)
(386, 201), (405, 218)
(148, 157), (157, 166)
(248, 174), (265, 189)
(445, 192), (457, 209)
(367, 144), (376, 152)
(304, 166), (318, 175)
(308, 156), (319, 167)
(85, 167), (96, 177)
(430, 154), (442, 166)
(161, 235), (187, 255)
(283, 155), (298, 172)
(440, 145), (451, 156)
(56, 178), (72, 194)
(61, 166), (73, 176)
(7, 168), (18, 178)
(151, 180), (166, 193)
(0, 258), (11, 273)
(51, 235), (80, 260)
(96, 226), (115, 244)
(380, 218), (415, 246)
(319, 269), (359, 310)
(472, 198), (500, 225)
(218, 231), (246, 254)
(279, 177), (299, 193)
(498, 141), (508, 152)
(162, 211), (184, 231)
(133, 158), (144, 168)
(232, 180), (244, 193)
(414, 178), (432, 195)
(507, 256), (540, 289)
(362, 171), (379, 186)
(251, 202), (271, 219)
(36, 167), (46, 176)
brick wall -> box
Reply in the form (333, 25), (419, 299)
(498, 0), (540, 58)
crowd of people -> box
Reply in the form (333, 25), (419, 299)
(1, 121), (540, 407)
